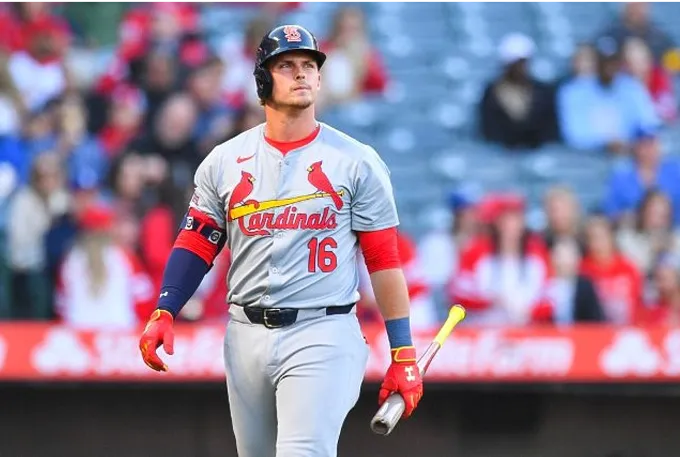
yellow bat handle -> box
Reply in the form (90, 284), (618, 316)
(433, 304), (466, 347)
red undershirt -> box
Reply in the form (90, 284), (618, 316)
(264, 124), (321, 154)
(177, 124), (400, 273)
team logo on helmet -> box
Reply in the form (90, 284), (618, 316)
(283, 26), (302, 43)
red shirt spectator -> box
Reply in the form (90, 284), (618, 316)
(580, 214), (643, 324)
(449, 194), (553, 326)
(118, 2), (198, 62)
(199, 248), (232, 322)
(0, 3), (71, 61)
(97, 84), (145, 157)
(95, 3), (200, 96)
(357, 231), (437, 330)
(646, 65), (677, 122)
(638, 256), (680, 326)
(139, 205), (176, 295)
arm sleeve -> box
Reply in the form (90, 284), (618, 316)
(350, 149), (399, 232)
(356, 227), (400, 273)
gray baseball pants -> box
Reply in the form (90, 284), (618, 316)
(224, 306), (369, 457)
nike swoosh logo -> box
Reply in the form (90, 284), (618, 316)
(236, 154), (255, 163)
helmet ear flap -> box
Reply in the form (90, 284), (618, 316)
(254, 65), (273, 101)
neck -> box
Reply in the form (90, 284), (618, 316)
(264, 105), (318, 142)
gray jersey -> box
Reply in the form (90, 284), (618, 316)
(189, 122), (399, 309)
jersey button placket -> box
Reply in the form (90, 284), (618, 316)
(267, 153), (290, 302)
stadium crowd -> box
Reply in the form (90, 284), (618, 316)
(0, 2), (679, 332)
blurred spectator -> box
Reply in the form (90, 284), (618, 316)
(598, 2), (677, 69)
(580, 214), (643, 325)
(94, 3), (199, 96)
(43, 180), (102, 285)
(417, 188), (481, 298)
(105, 152), (148, 216)
(122, 3), (199, 60)
(129, 92), (200, 191)
(97, 84), (145, 158)
(0, 51), (25, 213)
(617, 189), (680, 282)
(0, 51), (26, 137)
(557, 36), (659, 153)
(7, 152), (70, 319)
(23, 94), (108, 189)
(181, 248), (233, 323)
(545, 239), (605, 325)
(542, 186), (583, 252)
(112, 209), (141, 254)
(8, 28), (67, 113)
(479, 33), (559, 149)
(0, 3), (71, 58)
(198, 248), (232, 323)
(603, 127), (680, 228)
(219, 16), (276, 109)
(623, 37), (677, 124)
(318, 6), (389, 109)
(139, 51), (180, 131)
(221, 104), (265, 143)
(358, 231), (438, 330)
(185, 55), (235, 154)
(55, 203), (154, 329)
(139, 177), (183, 295)
(449, 194), (553, 326)
(569, 43), (597, 80)
(639, 255), (680, 325)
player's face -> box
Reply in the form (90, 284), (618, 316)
(268, 51), (321, 109)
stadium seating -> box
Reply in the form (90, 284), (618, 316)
(201, 2), (680, 240)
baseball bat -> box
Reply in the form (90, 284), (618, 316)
(369, 305), (467, 436)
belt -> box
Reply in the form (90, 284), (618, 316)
(241, 303), (356, 329)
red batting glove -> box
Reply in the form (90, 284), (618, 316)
(139, 309), (175, 372)
(378, 346), (423, 419)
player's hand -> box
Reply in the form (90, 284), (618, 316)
(378, 346), (423, 419)
(139, 309), (175, 372)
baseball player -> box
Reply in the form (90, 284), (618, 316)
(139, 25), (423, 457)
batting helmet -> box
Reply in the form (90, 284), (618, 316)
(253, 25), (327, 100)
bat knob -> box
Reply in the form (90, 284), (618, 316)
(370, 393), (406, 436)
(370, 418), (392, 436)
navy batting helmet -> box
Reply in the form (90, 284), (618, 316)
(253, 25), (327, 100)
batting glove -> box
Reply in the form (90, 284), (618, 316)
(139, 309), (175, 372)
(378, 346), (423, 419)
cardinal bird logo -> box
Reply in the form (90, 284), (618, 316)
(307, 161), (344, 210)
(228, 171), (260, 221)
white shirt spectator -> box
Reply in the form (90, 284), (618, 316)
(8, 51), (66, 112)
(56, 244), (153, 330)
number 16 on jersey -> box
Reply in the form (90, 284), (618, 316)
(307, 236), (338, 273)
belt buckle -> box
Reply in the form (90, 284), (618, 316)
(263, 308), (283, 329)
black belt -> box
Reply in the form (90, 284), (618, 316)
(241, 303), (355, 329)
